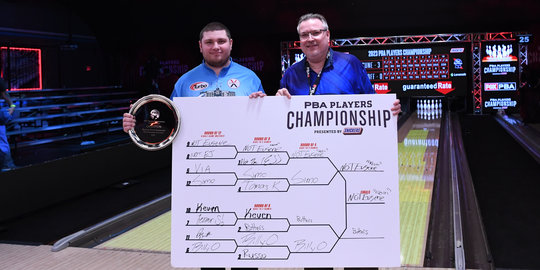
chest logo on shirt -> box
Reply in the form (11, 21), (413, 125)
(227, 79), (240, 89)
(189, 81), (209, 91)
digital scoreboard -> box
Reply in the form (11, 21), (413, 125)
(286, 42), (471, 98)
(336, 43), (471, 97)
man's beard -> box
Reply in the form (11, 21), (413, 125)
(205, 54), (230, 68)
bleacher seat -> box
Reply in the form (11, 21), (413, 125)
(1, 86), (138, 148)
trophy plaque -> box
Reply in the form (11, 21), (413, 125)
(128, 94), (180, 151)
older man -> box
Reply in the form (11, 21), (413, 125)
(277, 13), (400, 115)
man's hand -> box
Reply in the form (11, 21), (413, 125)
(248, 91), (266, 98)
(7, 106), (15, 115)
(276, 88), (292, 99)
(391, 99), (401, 116)
(123, 113), (136, 133)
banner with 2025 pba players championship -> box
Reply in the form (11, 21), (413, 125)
(171, 94), (400, 268)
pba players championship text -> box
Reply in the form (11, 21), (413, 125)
(286, 100), (391, 130)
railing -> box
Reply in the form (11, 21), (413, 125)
(1, 86), (138, 148)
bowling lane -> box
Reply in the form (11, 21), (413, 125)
(397, 109), (442, 266)
(90, 109), (445, 268)
(97, 211), (171, 253)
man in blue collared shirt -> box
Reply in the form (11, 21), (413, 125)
(170, 22), (264, 98)
(277, 13), (401, 115)
(124, 22), (265, 132)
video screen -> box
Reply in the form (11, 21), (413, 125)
(335, 42), (471, 97)
(480, 41), (519, 112)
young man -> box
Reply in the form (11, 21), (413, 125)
(277, 13), (401, 115)
(123, 22), (265, 132)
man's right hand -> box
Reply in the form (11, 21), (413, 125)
(276, 88), (292, 99)
(123, 113), (135, 133)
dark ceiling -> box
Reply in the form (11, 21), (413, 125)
(61, 0), (540, 47)
(2, 0), (539, 48)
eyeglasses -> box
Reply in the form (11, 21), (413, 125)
(299, 29), (328, 40)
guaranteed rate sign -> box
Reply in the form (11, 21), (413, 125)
(171, 94), (400, 268)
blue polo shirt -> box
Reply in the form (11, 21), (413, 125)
(280, 49), (374, 95)
(171, 60), (264, 98)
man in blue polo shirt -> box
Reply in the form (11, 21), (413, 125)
(277, 13), (401, 115)
(170, 22), (264, 98)
(123, 22), (265, 132)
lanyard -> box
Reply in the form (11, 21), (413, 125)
(306, 67), (323, 95)
(305, 51), (330, 95)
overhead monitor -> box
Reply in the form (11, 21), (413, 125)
(335, 42), (471, 97)
(480, 41), (519, 112)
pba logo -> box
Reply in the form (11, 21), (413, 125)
(484, 82), (517, 91)
(373, 83), (390, 94)
(189, 81), (209, 91)
(343, 127), (363, 135)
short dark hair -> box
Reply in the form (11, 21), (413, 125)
(199, 22), (232, 41)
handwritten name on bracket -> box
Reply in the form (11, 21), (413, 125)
(348, 188), (392, 203)
(240, 232), (278, 246)
(291, 170), (319, 184)
(243, 143), (282, 152)
(242, 168), (267, 178)
(290, 149), (328, 158)
(293, 239), (328, 252)
(190, 241), (221, 252)
(297, 216), (313, 223)
(340, 160), (382, 172)
(238, 154), (284, 165)
(187, 164), (211, 173)
(352, 228), (369, 236)
(239, 180), (282, 191)
(187, 149), (215, 159)
(244, 208), (272, 219)
(195, 228), (212, 239)
(196, 214), (225, 225)
(241, 249), (267, 259)
(243, 223), (265, 231)
(189, 139), (228, 146)
(196, 203), (220, 213)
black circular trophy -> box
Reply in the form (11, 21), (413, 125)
(128, 94), (180, 151)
